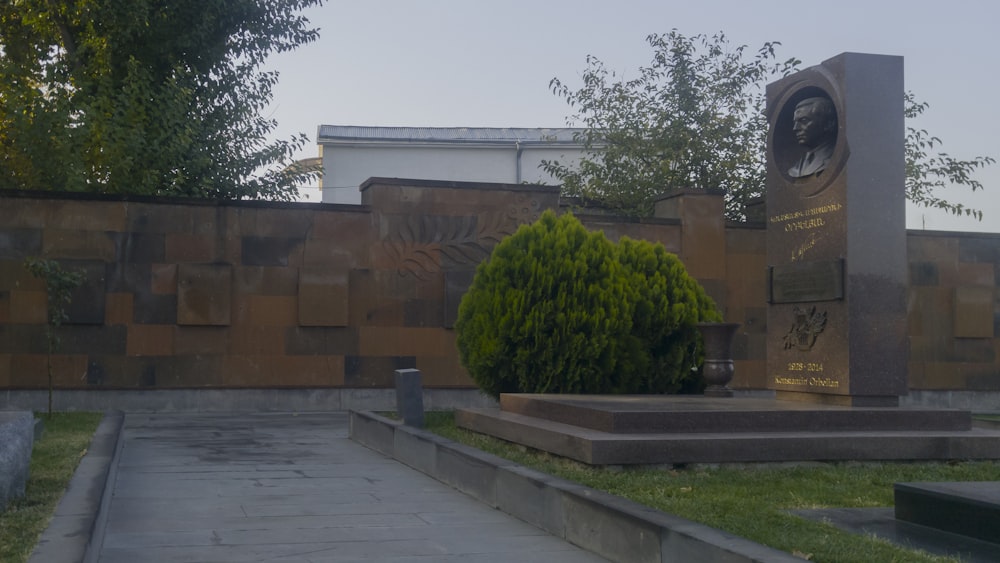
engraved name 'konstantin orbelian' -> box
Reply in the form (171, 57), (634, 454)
(773, 375), (840, 389)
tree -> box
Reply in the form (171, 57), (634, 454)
(24, 258), (84, 416)
(544, 30), (994, 221)
(543, 31), (799, 218)
(905, 92), (995, 220)
(0, 0), (323, 200)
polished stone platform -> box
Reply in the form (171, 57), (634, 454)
(455, 394), (1000, 465)
(895, 481), (1000, 544)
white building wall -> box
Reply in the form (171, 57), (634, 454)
(319, 142), (587, 205)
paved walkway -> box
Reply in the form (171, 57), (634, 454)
(96, 413), (607, 563)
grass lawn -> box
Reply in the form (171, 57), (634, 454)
(425, 411), (1000, 563)
(0, 412), (103, 563)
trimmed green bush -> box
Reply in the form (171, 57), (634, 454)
(616, 237), (722, 394)
(456, 210), (721, 398)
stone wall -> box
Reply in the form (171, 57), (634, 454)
(0, 178), (997, 393)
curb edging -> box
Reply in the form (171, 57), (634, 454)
(348, 410), (804, 563)
(28, 411), (125, 563)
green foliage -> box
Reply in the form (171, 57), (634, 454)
(905, 92), (996, 220)
(429, 412), (988, 563)
(616, 238), (722, 393)
(0, 0), (323, 200)
(23, 258), (84, 415)
(543, 31), (799, 219)
(546, 30), (994, 221)
(455, 211), (720, 398)
(0, 412), (103, 563)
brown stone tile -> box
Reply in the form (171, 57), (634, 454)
(957, 261), (996, 286)
(187, 206), (224, 236)
(51, 354), (89, 387)
(416, 355), (471, 387)
(42, 229), (116, 260)
(907, 361), (926, 389)
(51, 201), (128, 231)
(726, 227), (767, 255)
(241, 236), (305, 267)
(952, 337), (996, 363)
(128, 203), (203, 234)
(0, 199), (49, 229)
(177, 263), (232, 326)
(228, 325), (287, 356)
(0, 354), (9, 387)
(298, 266), (349, 327)
(954, 286), (994, 338)
(908, 334), (953, 363)
(284, 327), (358, 355)
(348, 269), (405, 326)
(9, 290), (46, 324)
(268, 356), (345, 387)
(244, 295), (297, 326)
(62, 260), (107, 325)
(907, 287), (953, 340)
(935, 258), (963, 287)
(222, 356), (344, 388)
(151, 264), (178, 295)
(918, 362), (969, 390)
(234, 266), (299, 296)
(343, 356), (415, 387)
(165, 233), (217, 263)
(220, 355), (344, 388)
(725, 254), (767, 312)
(158, 355), (223, 387)
(966, 369), (1000, 391)
(308, 221), (374, 270)
(127, 324), (175, 356)
(0, 228), (43, 260)
(9, 354), (46, 388)
(252, 208), (315, 238)
(302, 241), (363, 270)
(104, 293), (134, 325)
(0, 259), (43, 291)
(403, 298), (444, 328)
(220, 355), (269, 387)
(733, 359), (767, 388)
(7, 353), (84, 388)
(358, 326), (452, 357)
(174, 327), (228, 355)
(907, 234), (959, 262)
(311, 209), (375, 240)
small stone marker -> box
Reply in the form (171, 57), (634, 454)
(394, 368), (425, 427)
(0, 411), (35, 509)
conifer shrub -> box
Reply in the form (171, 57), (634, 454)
(455, 210), (721, 398)
(615, 237), (723, 394)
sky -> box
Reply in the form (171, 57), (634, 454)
(264, 0), (1000, 232)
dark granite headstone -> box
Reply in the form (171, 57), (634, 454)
(765, 53), (907, 406)
(0, 411), (35, 509)
(394, 368), (425, 427)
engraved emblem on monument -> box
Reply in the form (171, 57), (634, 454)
(781, 305), (827, 351)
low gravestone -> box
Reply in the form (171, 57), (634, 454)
(394, 368), (425, 428)
(765, 53), (908, 406)
(0, 411), (36, 509)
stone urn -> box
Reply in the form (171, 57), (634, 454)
(696, 322), (741, 398)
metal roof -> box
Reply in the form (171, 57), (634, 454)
(317, 125), (585, 144)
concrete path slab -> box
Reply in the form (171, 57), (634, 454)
(97, 413), (607, 563)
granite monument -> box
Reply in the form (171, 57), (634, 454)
(765, 53), (908, 406)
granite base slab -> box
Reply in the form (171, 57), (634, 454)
(456, 395), (1000, 466)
